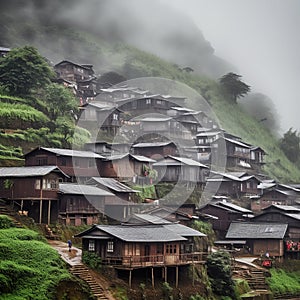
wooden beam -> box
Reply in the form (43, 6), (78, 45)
(129, 269), (132, 288)
(47, 200), (51, 225)
(39, 199), (43, 224)
(151, 267), (154, 288)
(175, 266), (178, 288)
(164, 266), (167, 282)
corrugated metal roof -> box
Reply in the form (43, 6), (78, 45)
(226, 222), (288, 239)
(126, 214), (172, 225)
(0, 166), (67, 177)
(164, 223), (206, 237)
(153, 156), (207, 168)
(104, 154), (156, 163)
(133, 142), (174, 148)
(140, 117), (172, 122)
(217, 201), (253, 214)
(40, 147), (104, 158)
(90, 177), (138, 193)
(59, 183), (114, 196)
(94, 225), (187, 242)
(285, 213), (300, 220)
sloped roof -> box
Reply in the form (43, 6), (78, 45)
(0, 166), (68, 178)
(89, 177), (138, 193)
(124, 213), (172, 225)
(132, 142), (175, 148)
(217, 201), (253, 214)
(153, 156), (207, 168)
(92, 225), (187, 242)
(267, 204), (300, 212)
(226, 222), (288, 239)
(104, 153), (156, 163)
(163, 223), (206, 237)
(26, 147), (104, 159)
(59, 183), (114, 196)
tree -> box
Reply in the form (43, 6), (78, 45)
(219, 72), (251, 103)
(280, 128), (300, 163)
(43, 83), (78, 122)
(0, 46), (55, 96)
(206, 251), (236, 299)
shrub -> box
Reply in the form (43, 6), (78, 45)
(82, 251), (102, 271)
(0, 215), (15, 229)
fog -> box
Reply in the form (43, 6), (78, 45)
(1, 0), (299, 134)
(168, 0), (300, 134)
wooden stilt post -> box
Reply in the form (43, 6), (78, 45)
(39, 199), (43, 224)
(192, 264), (195, 286)
(20, 199), (23, 211)
(129, 269), (132, 288)
(176, 266), (179, 288)
(47, 200), (51, 225)
(151, 267), (154, 288)
(165, 266), (167, 282)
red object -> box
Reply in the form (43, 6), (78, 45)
(262, 259), (272, 268)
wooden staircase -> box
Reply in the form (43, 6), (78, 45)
(0, 200), (23, 228)
(233, 264), (269, 291)
(70, 264), (109, 300)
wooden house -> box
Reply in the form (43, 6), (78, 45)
(96, 86), (149, 102)
(153, 156), (208, 183)
(252, 205), (300, 240)
(132, 142), (178, 160)
(80, 102), (122, 135)
(0, 166), (68, 224)
(206, 172), (260, 199)
(197, 200), (253, 238)
(225, 221), (288, 257)
(54, 60), (95, 82)
(58, 183), (115, 226)
(116, 95), (185, 117)
(75, 221), (206, 287)
(251, 187), (300, 212)
(24, 147), (104, 181)
(100, 154), (156, 184)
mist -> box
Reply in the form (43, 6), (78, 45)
(1, 0), (298, 134)
(168, 0), (300, 134)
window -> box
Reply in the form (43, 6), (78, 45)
(113, 113), (119, 120)
(37, 157), (48, 165)
(166, 244), (177, 254)
(89, 240), (95, 251)
(107, 241), (114, 253)
(146, 99), (151, 105)
(35, 179), (41, 190)
(42, 179), (58, 190)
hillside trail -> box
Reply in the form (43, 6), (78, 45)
(48, 240), (116, 300)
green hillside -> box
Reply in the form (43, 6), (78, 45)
(0, 17), (299, 182)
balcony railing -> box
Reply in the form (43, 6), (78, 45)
(101, 252), (207, 268)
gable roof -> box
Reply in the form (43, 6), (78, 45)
(124, 213), (172, 225)
(25, 147), (104, 159)
(79, 224), (187, 242)
(216, 201), (253, 214)
(76, 221), (205, 242)
(88, 177), (138, 193)
(0, 166), (68, 178)
(104, 153), (156, 163)
(153, 156), (207, 168)
(226, 222), (288, 239)
(132, 142), (175, 148)
(59, 183), (114, 196)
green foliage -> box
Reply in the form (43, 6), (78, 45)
(0, 215), (15, 229)
(0, 45), (55, 96)
(82, 251), (102, 272)
(0, 227), (70, 299)
(42, 83), (78, 123)
(219, 72), (251, 103)
(192, 220), (215, 246)
(266, 268), (300, 297)
(206, 251), (236, 299)
(0, 102), (49, 129)
(130, 184), (157, 202)
(189, 295), (205, 300)
(279, 128), (300, 163)
(162, 281), (173, 300)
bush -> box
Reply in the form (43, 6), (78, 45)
(0, 215), (15, 229)
(82, 251), (102, 271)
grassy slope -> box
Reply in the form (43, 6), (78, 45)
(1, 26), (300, 182)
